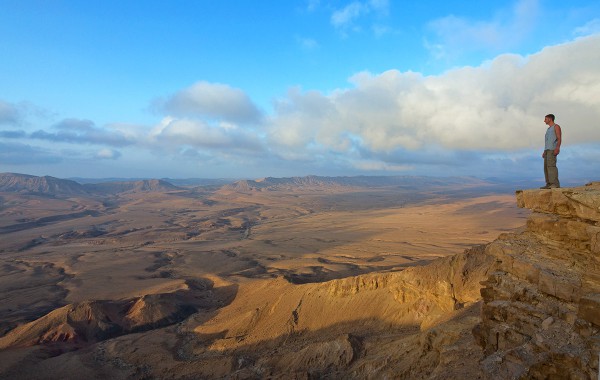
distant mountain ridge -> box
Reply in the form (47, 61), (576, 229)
(84, 179), (180, 194)
(221, 175), (490, 192)
(1, 172), (496, 197)
(0, 173), (89, 197)
(70, 177), (237, 187)
(0, 173), (181, 196)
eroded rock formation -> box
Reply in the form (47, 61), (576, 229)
(475, 182), (600, 379)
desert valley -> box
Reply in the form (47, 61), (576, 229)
(0, 172), (598, 379)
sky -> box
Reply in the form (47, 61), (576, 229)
(1, 0), (600, 181)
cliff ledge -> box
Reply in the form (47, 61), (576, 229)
(476, 182), (600, 379)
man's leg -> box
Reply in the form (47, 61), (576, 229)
(543, 151), (550, 187)
(547, 151), (560, 188)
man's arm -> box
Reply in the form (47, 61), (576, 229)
(554, 124), (562, 155)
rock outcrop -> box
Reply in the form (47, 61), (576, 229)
(0, 279), (218, 350)
(475, 182), (600, 379)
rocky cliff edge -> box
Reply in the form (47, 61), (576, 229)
(476, 182), (600, 379)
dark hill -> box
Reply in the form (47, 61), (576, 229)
(0, 173), (181, 196)
(221, 175), (489, 192)
(0, 173), (89, 197)
(84, 179), (181, 194)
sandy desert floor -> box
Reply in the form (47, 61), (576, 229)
(0, 182), (529, 378)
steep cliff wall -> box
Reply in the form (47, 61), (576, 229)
(476, 182), (600, 379)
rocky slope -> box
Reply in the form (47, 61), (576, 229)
(0, 247), (495, 379)
(475, 182), (600, 379)
(0, 279), (219, 351)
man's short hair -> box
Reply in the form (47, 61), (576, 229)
(545, 114), (555, 121)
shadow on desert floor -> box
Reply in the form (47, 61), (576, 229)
(0, 303), (484, 379)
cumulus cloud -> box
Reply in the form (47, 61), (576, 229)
(266, 34), (600, 164)
(160, 81), (262, 124)
(425, 0), (539, 60)
(4, 29), (599, 179)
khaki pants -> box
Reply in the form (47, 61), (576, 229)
(544, 150), (560, 187)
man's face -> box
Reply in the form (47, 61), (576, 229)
(544, 116), (552, 125)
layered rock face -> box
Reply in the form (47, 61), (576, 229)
(476, 182), (600, 379)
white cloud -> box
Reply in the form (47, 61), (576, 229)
(267, 34), (600, 158)
(6, 30), (599, 178)
(161, 81), (262, 124)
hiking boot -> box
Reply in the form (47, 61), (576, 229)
(540, 185), (551, 189)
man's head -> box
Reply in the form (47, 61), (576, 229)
(544, 114), (555, 125)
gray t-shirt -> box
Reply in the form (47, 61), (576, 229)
(545, 125), (558, 150)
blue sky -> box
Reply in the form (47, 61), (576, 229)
(1, 0), (599, 181)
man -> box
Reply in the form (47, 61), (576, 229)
(541, 114), (561, 189)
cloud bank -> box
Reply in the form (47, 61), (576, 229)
(2, 34), (599, 178)
(29, 118), (135, 147)
(266, 34), (600, 159)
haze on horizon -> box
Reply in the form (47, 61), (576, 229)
(1, 0), (599, 181)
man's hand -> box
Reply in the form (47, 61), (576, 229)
(554, 147), (560, 155)
(542, 151), (546, 158)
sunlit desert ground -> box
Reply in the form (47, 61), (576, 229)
(0, 178), (530, 378)
(0, 182), (527, 331)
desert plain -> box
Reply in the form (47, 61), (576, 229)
(0, 174), (530, 379)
